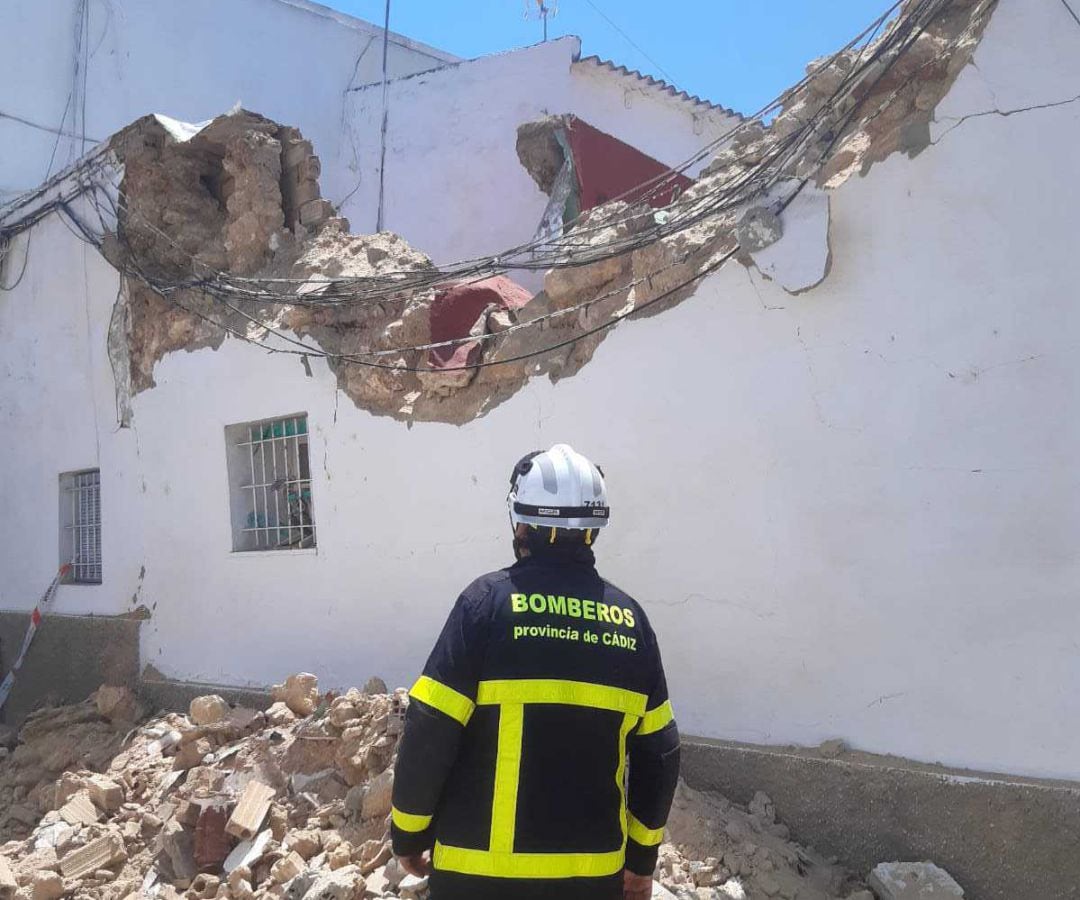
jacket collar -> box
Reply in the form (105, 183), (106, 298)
(512, 542), (597, 569)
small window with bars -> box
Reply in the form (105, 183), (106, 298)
(225, 414), (316, 552)
(59, 469), (102, 583)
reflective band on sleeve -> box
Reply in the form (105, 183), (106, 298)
(477, 679), (647, 717)
(616, 712), (637, 841)
(433, 843), (626, 879)
(637, 699), (674, 735)
(627, 813), (665, 846)
(392, 807), (433, 833)
(410, 675), (476, 726)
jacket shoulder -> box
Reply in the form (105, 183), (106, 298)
(458, 567), (516, 605)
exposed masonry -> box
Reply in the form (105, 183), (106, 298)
(106, 0), (997, 426)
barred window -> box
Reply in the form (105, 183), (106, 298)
(225, 414), (316, 552)
(59, 469), (102, 583)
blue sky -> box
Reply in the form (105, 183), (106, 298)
(327, 1), (889, 114)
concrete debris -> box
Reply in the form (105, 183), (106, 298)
(515, 116), (568, 195)
(362, 678), (388, 697)
(272, 674), (320, 718)
(0, 677), (974, 900)
(29, 870), (64, 900)
(189, 695), (229, 727)
(818, 739), (849, 759)
(58, 832), (126, 878)
(660, 780), (861, 900)
(59, 790), (100, 827)
(85, 774), (124, 813)
(0, 856), (15, 900)
(0, 677), (414, 900)
(95, 686), (141, 724)
(869, 862), (965, 899)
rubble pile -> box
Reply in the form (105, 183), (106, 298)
(107, 113), (561, 427)
(0, 675), (415, 900)
(0, 675), (968, 900)
(655, 781), (868, 900)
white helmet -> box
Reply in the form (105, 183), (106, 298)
(507, 443), (609, 530)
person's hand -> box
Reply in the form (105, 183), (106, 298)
(397, 851), (432, 878)
(623, 869), (653, 900)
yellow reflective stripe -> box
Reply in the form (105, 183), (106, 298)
(637, 699), (674, 736)
(434, 843), (625, 879)
(489, 703), (524, 853)
(476, 679), (648, 717)
(627, 813), (665, 846)
(616, 712), (637, 842)
(391, 807), (432, 833)
(409, 675), (475, 726)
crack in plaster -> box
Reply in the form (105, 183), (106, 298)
(931, 94), (1080, 145)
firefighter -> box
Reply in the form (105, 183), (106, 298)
(390, 444), (680, 900)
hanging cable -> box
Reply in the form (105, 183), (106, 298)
(3, 0), (957, 368)
(375, 0), (392, 233)
(582, 0), (677, 84)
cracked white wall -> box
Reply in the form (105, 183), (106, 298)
(340, 37), (739, 271)
(0, 0), (456, 200)
(0, 0), (1077, 779)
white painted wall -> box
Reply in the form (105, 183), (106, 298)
(0, 0), (455, 200)
(1, 0), (1078, 779)
(341, 37), (739, 267)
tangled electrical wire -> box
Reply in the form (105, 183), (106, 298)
(1, 0), (968, 374)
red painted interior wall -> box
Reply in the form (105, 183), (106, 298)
(565, 117), (693, 211)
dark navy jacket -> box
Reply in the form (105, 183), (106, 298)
(391, 544), (680, 900)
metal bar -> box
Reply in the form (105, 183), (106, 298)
(238, 477), (310, 490)
(69, 477), (76, 572)
(294, 418), (305, 546)
(259, 429), (270, 553)
(271, 425), (282, 546)
(247, 427), (259, 550)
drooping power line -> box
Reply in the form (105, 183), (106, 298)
(582, 0), (677, 84)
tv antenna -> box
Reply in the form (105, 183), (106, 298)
(524, 0), (558, 42)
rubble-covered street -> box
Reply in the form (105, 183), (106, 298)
(0, 677), (968, 900)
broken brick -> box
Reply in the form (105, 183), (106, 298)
(59, 791), (101, 827)
(194, 804), (233, 871)
(59, 833), (126, 879)
(86, 775), (124, 813)
(225, 781), (276, 840)
(298, 198), (334, 227)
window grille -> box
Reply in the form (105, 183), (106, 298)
(226, 415), (316, 552)
(60, 469), (102, 583)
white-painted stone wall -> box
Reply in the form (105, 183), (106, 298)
(0, 0), (455, 200)
(341, 37), (738, 266)
(1, 0), (1078, 780)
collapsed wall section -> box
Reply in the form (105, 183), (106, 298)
(102, 0), (998, 427)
